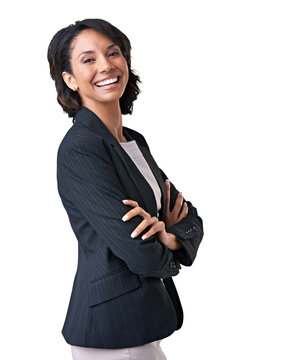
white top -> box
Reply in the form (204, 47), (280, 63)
(120, 140), (162, 218)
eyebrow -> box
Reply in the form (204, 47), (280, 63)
(78, 44), (118, 59)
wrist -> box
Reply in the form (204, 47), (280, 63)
(166, 232), (183, 250)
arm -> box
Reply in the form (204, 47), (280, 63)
(165, 232), (183, 250)
(57, 137), (181, 279)
(138, 134), (204, 266)
(159, 167), (204, 266)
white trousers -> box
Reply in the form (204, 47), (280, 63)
(71, 340), (167, 360)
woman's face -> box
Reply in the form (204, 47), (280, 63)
(62, 28), (129, 109)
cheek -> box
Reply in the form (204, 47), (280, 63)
(122, 63), (129, 83)
(119, 57), (129, 74)
(76, 67), (95, 84)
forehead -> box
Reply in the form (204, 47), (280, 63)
(71, 29), (115, 55)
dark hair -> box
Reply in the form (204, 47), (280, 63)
(47, 18), (142, 122)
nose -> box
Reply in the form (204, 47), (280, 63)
(98, 54), (115, 72)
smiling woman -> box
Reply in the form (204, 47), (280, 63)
(47, 18), (142, 121)
(47, 18), (204, 360)
(61, 29), (129, 113)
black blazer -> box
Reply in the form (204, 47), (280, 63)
(57, 106), (204, 348)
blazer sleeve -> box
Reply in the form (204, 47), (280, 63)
(159, 167), (204, 266)
(57, 137), (181, 279)
(138, 134), (204, 267)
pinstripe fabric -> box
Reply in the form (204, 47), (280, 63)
(57, 106), (204, 349)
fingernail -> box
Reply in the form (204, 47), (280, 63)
(131, 231), (137, 238)
(122, 215), (128, 221)
(142, 235), (147, 240)
(122, 199), (128, 203)
(165, 179), (169, 184)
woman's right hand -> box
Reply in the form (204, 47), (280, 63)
(164, 179), (188, 228)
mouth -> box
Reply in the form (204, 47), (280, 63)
(94, 75), (121, 88)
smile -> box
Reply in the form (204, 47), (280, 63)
(95, 76), (120, 87)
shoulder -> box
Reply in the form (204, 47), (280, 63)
(57, 123), (105, 162)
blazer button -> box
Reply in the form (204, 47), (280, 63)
(169, 261), (177, 269)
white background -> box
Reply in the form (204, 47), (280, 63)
(1, 1), (290, 359)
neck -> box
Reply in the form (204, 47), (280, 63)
(83, 100), (125, 142)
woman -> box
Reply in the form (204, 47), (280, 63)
(47, 18), (204, 360)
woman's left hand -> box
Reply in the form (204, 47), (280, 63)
(121, 199), (182, 250)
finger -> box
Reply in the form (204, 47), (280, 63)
(141, 220), (165, 240)
(131, 217), (158, 238)
(172, 192), (184, 217)
(122, 206), (150, 221)
(122, 199), (139, 207)
(164, 180), (170, 213)
(178, 201), (188, 221)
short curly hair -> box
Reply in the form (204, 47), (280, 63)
(47, 18), (142, 122)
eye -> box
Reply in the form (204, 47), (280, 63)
(83, 58), (95, 63)
(108, 51), (120, 57)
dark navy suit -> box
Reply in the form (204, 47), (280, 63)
(57, 106), (204, 348)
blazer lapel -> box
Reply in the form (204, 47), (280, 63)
(138, 146), (166, 221)
(74, 106), (166, 221)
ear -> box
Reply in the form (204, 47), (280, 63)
(62, 71), (78, 91)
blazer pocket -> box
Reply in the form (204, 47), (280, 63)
(89, 267), (142, 307)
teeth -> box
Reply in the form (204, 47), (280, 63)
(96, 76), (118, 87)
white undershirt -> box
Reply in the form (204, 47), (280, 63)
(120, 140), (162, 218)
